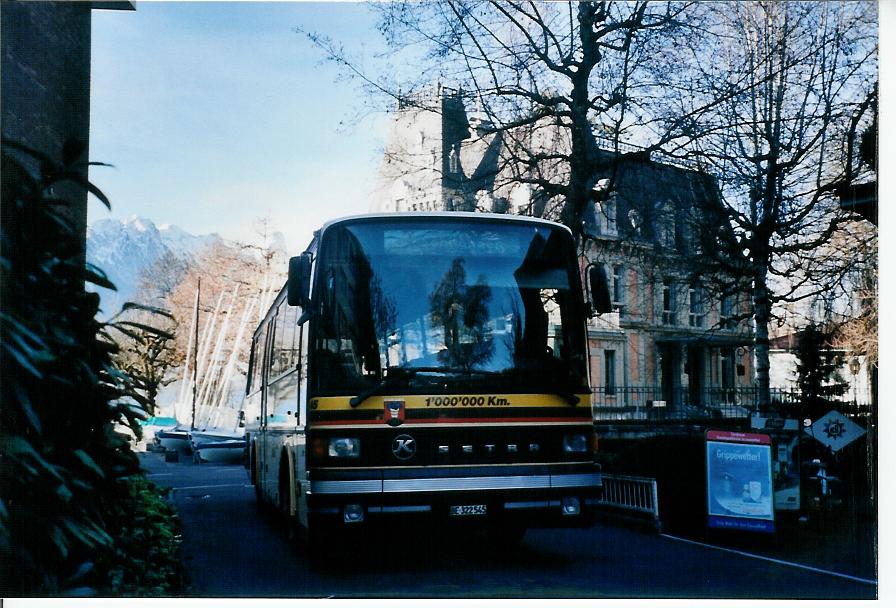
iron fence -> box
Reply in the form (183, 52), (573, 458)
(591, 386), (873, 422)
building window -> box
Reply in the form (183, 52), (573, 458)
(604, 350), (616, 396)
(675, 209), (693, 254)
(657, 201), (675, 247)
(628, 209), (643, 237)
(662, 279), (676, 325)
(612, 265), (625, 312)
(604, 194), (617, 235)
(689, 281), (704, 327)
(449, 144), (459, 173)
(720, 293), (735, 329)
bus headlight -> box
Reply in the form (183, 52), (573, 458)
(328, 437), (361, 458)
(562, 433), (589, 454)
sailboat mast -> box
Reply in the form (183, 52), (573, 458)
(190, 278), (200, 431)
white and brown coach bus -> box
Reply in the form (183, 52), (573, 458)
(244, 212), (602, 547)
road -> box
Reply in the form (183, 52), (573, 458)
(140, 453), (876, 599)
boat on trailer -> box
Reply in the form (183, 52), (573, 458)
(191, 435), (247, 464)
(155, 425), (193, 454)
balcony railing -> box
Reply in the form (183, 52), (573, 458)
(591, 386), (871, 422)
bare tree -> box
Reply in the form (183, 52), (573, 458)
(164, 239), (287, 414)
(103, 254), (190, 415)
(304, 1), (877, 409)
(661, 1), (877, 406)
(110, 307), (180, 416)
(832, 221), (877, 365)
(305, 0), (695, 236)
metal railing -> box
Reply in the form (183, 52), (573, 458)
(591, 386), (872, 422)
(595, 474), (661, 532)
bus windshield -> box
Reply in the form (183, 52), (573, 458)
(310, 218), (588, 396)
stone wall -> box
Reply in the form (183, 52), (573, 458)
(1, 0), (93, 254)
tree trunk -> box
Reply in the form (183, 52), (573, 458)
(751, 261), (772, 410)
(561, 3), (602, 237)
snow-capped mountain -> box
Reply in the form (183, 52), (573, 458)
(86, 216), (221, 316)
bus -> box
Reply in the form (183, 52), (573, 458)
(245, 212), (602, 546)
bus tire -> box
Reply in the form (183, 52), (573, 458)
(279, 454), (299, 544)
(250, 441), (263, 505)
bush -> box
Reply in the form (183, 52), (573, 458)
(98, 476), (187, 596)
(0, 140), (176, 595)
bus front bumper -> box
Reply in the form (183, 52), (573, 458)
(306, 463), (602, 528)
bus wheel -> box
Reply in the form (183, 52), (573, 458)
(278, 457), (299, 544)
(250, 442), (263, 506)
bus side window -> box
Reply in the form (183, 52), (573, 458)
(267, 313), (279, 379)
(267, 301), (303, 425)
(250, 328), (268, 396)
(246, 336), (257, 395)
(270, 302), (301, 379)
(287, 304), (303, 372)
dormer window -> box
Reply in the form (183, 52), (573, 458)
(628, 209), (643, 237)
(657, 201), (675, 247)
(604, 194), (617, 234)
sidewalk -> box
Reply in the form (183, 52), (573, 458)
(662, 502), (877, 582)
(598, 433), (877, 583)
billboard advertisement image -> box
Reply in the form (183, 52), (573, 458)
(706, 430), (775, 533)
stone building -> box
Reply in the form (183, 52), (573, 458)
(1, 1), (135, 259)
(372, 86), (757, 419)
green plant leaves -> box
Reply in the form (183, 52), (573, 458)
(1, 139), (160, 595)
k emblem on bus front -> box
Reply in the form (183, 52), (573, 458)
(392, 435), (416, 460)
(384, 400), (405, 427)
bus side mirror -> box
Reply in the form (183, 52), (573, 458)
(587, 265), (612, 315)
(287, 252), (312, 307)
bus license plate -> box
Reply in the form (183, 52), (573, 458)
(450, 504), (487, 516)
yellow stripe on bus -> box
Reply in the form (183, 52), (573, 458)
(309, 394), (591, 411)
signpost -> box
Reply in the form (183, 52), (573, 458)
(706, 430), (775, 533)
(750, 414), (801, 513)
(807, 410), (866, 453)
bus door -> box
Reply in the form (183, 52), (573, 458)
(266, 301), (305, 495)
(259, 318), (277, 498)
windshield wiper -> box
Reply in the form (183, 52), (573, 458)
(501, 365), (585, 406)
(349, 367), (434, 407)
(349, 372), (408, 408)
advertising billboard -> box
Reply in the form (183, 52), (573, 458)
(706, 430), (775, 533)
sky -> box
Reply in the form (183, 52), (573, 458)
(88, 1), (393, 251)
